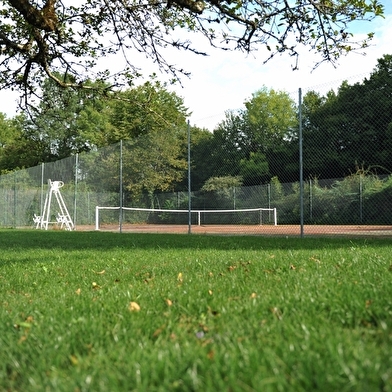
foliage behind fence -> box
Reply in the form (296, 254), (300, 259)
(1, 146), (392, 231)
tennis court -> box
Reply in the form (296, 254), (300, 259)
(85, 223), (392, 237)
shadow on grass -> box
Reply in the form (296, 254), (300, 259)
(0, 229), (391, 252)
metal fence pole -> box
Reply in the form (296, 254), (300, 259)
(309, 179), (313, 222)
(13, 171), (16, 228)
(74, 154), (78, 228)
(359, 175), (363, 223)
(187, 120), (192, 234)
(40, 163), (45, 218)
(299, 88), (304, 237)
(119, 140), (123, 233)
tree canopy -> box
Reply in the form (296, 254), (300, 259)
(302, 54), (392, 179)
(0, 77), (189, 179)
(0, 0), (384, 109)
(202, 87), (297, 185)
(189, 55), (392, 185)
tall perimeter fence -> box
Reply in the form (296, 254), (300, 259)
(1, 73), (392, 237)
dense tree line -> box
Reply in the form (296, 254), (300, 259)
(198, 54), (392, 186)
(0, 55), (392, 200)
(302, 54), (392, 179)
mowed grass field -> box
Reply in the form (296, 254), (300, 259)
(0, 230), (391, 392)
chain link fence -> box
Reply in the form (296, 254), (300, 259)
(1, 71), (392, 236)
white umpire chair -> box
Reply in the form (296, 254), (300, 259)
(34, 179), (74, 231)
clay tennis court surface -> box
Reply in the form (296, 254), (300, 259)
(78, 224), (392, 237)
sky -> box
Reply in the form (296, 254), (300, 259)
(169, 1), (392, 130)
(0, 1), (391, 131)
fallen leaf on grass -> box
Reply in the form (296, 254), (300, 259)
(250, 292), (257, 299)
(94, 270), (106, 275)
(290, 264), (296, 270)
(69, 355), (79, 366)
(208, 290), (213, 296)
(128, 302), (141, 312)
(153, 326), (165, 337)
(18, 335), (27, 344)
(75, 288), (81, 295)
(271, 307), (283, 320)
(91, 282), (100, 289)
(177, 272), (183, 283)
(16, 316), (34, 343)
(166, 299), (173, 306)
(207, 350), (215, 360)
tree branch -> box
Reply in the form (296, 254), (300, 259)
(7, 0), (58, 32)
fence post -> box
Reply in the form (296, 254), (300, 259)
(359, 175), (363, 223)
(13, 171), (16, 228)
(298, 88), (304, 237)
(40, 162), (45, 218)
(309, 178), (313, 222)
(187, 120), (192, 234)
(119, 140), (123, 233)
(74, 154), (78, 228)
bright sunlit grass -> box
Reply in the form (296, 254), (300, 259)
(0, 230), (391, 391)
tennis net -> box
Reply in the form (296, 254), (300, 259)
(95, 206), (277, 230)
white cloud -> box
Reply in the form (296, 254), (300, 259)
(0, 91), (19, 119)
(171, 12), (392, 130)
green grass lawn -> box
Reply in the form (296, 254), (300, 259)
(0, 230), (391, 391)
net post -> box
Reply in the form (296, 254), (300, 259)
(198, 211), (201, 226)
(274, 208), (277, 226)
(95, 206), (99, 230)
